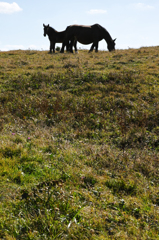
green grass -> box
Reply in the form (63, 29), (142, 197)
(0, 48), (159, 239)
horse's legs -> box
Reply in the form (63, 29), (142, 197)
(67, 41), (73, 53)
(60, 42), (65, 53)
(88, 42), (99, 53)
(52, 43), (55, 53)
(89, 43), (95, 53)
(74, 40), (78, 53)
(65, 40), (73, 53)
(49, 41), (53, 53)
(66, 41), (70, 52)
(60, 35), (74, 53)
(68, 39), (77, 53)
(95, 42), (99, 52)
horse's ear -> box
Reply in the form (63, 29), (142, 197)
(48, 24), (49, 27)
(43, 24), (45, 27)
(113, 38), (117, 42)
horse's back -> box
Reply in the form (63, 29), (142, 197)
(65, 24), (100, 44)
(66, 25), (92, 32)
(66, 24), (104, 34)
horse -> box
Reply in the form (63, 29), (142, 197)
(60, 24), (116, 53)
(43, 24), (77, 53)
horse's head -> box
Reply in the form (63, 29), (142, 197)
(43, 24), (49, 37)
(108, 38), (116, 52)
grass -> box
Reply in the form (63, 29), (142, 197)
(0, 47), (159, 239)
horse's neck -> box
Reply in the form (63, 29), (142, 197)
(47, 28), (56, 40)
(104, 30), (113, 44)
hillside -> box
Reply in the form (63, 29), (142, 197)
(0, 48), (159, 239)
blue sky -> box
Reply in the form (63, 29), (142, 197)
(0, 0), (159, 51)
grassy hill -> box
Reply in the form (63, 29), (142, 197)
(0, 48), (159, 239)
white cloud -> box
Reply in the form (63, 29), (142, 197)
(133, 3), (154, 11)
(0, 2), (22, 14)
(87, 9), (107, 15)
(0, 44), (24, 51)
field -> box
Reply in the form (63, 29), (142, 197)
(0, 47), (159, 239)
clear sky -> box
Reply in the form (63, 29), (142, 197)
(0, 0), (159, 51)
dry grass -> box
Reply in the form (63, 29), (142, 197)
(0, 48), (159, 239)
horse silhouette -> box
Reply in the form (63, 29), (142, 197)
(43, 24), (77, 53)
(60, 24), (116, 53)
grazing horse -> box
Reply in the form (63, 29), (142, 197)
(60, 24), (116, 53)
(43, 24), (77, 53)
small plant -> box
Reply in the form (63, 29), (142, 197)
(56, 46), (60, 52)
(105, 178), (137, 195)
(82, 175), (97, 188)
(0, 147), (21, 159)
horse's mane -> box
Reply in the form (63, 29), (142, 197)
(49, 26), (57, 31)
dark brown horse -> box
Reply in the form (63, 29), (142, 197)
(60, 24), (116, 53)
(43, 24), (77, 53)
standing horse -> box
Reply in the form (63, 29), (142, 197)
(43, 24), (77, 53)
(60, 24), (116, 53)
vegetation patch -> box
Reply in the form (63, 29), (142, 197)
(0, 48), (159, 239)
